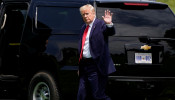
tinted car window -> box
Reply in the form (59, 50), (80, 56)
(97, 3), (175, 37)
(36, 6), (83, 34)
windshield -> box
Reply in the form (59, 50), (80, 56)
(97, 3), (175, 38)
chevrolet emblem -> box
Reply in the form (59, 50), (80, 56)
(141, 45), (151, 50)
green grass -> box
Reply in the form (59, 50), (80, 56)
(157, 0), (175, 14)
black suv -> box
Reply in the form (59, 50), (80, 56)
(0, 0), (175, 100)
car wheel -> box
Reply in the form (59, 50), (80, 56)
(28, 71), (60, 100)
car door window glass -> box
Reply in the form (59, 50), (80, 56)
(36, 6), (83, 34)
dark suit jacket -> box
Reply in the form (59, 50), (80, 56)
(78, 18), (116, 75)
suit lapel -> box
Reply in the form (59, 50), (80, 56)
(79, 24), (86, 52)
(89, 19), (97, 39)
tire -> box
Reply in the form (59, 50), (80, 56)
(28, 71), (60, 100)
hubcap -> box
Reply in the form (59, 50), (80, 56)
(33, 82), (50, 100)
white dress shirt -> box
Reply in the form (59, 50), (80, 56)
(82, 18), (95, 58)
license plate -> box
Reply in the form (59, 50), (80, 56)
(135, 53), (152, 64)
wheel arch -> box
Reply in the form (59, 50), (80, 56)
(19, 53), (61, 96)
(29, 54), (61, 84)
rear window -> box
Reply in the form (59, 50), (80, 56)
(97, 3), (175, 37)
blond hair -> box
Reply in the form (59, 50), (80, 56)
(80, 4), (95, 15)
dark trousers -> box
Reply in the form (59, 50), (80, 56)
(77, 58), (111, 100)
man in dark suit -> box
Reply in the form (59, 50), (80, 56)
(77, 4), (116, 100)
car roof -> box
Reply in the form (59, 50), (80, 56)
(95, 0), (166, 5)
(1, 0), (30, 2)
(0, 0), (159, 2)
(0, 0), (167, 6)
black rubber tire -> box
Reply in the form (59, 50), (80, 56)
(28, 71), (60, 100)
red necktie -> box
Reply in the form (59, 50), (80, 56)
(79, 25), (89, 62)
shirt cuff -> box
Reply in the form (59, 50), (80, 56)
(106, 22), (114, 28)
